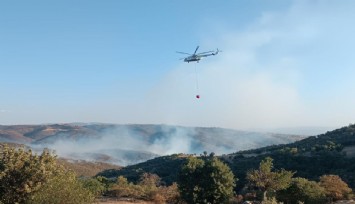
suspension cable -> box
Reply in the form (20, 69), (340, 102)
(194, 63), (200, 99)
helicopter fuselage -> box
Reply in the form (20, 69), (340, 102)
(184, 55), (201, 63)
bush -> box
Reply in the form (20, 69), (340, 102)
(110, 174), (181, 203)
(28, 172), (95, 204)
(319, 174), (352, 201)
(80, 177), (106, 196)
(0, 145), (94, 204)
(177, 155), (236, 204)
(0, 146), (61, 203)
(277, 177), (326, 204)
(246, 157), (294, 201)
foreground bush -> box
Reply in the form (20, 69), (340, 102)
(247, 157), (294, 201)
(0, 146), (94, 204)
(319, 174), (352, 201)
(110, 173), (181, 203)
(28, 172), (94, 204)
(80, 177), (106, 197)
(277, 177), (326, 204)
(177, 155), (236, 204)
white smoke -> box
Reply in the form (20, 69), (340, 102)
(30, 125), (199, 165)
(28, 125), (302, 166)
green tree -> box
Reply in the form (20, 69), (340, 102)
(277, 177), (326, 204)
(80, 177), (106, 197)
(178, 155), (236, 204)
(28, 172), (94, 204)
(0, 146), (62, 203)
(319, 174), (352, 202)
(0, 145), (94, 204)
(246, 157), (294, 201)
(111, 176), (141, 198)
(138, 173), (161, 200)
(111, 174), (179, 203)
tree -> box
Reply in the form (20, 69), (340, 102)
(111, 174), (179, 203)
(138, 173), (161, 200)
(80, 177), (106, 197)
(246, 157), (294, 201)
(277, 177), (326, 204)
(178, 155), (236, 204)
(110, 176), (141, 198)
(28, 171), (95, 204)
(319, 174), (352, 201)
(0, 145), (94, 204)
(0, 146), (62, 203)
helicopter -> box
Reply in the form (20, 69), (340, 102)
(176, 46), (220, 63)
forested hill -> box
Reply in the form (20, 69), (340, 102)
(226, 124), (355, 191)
(235, 123), (355, 155)
(97, 124), (355, 190)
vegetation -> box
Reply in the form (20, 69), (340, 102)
(2, 124), (355, 203)
(93, 124), (355, 203)
(109, 173), (180, 203)
(277, 177), (326, 204)
(246, 157), (294, 201)
(319, 174), (352, 202)
(80, 177), (106, 197)
(28, 172), (94, 204)
(97, 154), (188, 185)
(224, 124), (355, 191)
(97, 124), (355, 192)
(0, 145), (94, 204)
(177, 154), (236, 204)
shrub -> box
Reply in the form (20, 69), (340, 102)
(110, 174), (181, 203)
(177, 155), (236, 204)
(80, 177), (106, 196)
(277, 177), (326, 204)
(319, 174), (352, 201)
(0, 145), (94, 204)
(28, 171), (94, 204)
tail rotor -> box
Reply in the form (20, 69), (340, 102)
(214, 48), (222, 55)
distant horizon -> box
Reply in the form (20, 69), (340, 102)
(0, 121), (339, 136)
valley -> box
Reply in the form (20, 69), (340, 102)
(0, 123), (305, 166)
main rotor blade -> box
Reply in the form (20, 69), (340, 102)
(194, 46), (199, 54)
(197, 51), (214, 55)
(176, 51), (191, 55)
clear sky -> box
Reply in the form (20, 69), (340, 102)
(1, 0), (355, 131)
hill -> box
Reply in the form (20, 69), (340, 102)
(0, 123), (303, 165)
(97, 124), (355, 190)
(57, 159), (121, 177)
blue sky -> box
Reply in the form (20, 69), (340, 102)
(1, 1), (355, 131)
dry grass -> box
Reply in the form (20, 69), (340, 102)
(95, 197), (155, 204)
(334, 200), (355, 204)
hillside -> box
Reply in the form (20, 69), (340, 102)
(97, 154), (188, 185)
(57, 159), (121, 177)
(225, 124), (355, 191)
(0, 123), (303, 165)
(97, 124), (355, 191)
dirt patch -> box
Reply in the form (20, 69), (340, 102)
(95, 198), (155, 204)
(334, 200), (355, 204)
